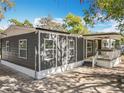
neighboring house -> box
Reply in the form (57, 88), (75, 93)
(0, 25), (122, 79)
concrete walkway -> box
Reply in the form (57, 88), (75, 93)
(0, 58), (124, 93)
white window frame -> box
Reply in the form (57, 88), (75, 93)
(87, 41), (93, 54)
(6, 41), (9, 52)
(102, 40), (108, 48)
(69, 40), (75, 57)
(18, 39), (27, 59)
(43, 39), (54, 60)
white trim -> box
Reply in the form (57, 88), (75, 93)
(61, 36), (67, 64)
(38, 31), (41, 71)
(56, 35), (58, 67)
(76, 37), (77, 62)
(69, 40), (75, 49)
(83, 39), (85, 59)
(43, 39), (55, 60)
(38, 60), (84, 79)
(39, 30), (83, 38)
(1, 60), (84, 79)
(68, 39), (75, 57)
(5, 40), (9, 52)
(96, 40), (98, 51)
(1, 60), (38, 79)
(96, 57), (121, 68)
(86, 39), (87, 58)
(34, 46), (38, 79)
(87, 40), (93, 54)
(18, 39), (27, 59)
(66, 36), (68, 64)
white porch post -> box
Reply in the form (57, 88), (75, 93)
(38, 30), (41, 71)
(66, 36), (69, 64)
(56, 35), (58, 67)
(86, 39), (87, 58)
(76, 37), (77, 62)
(109, 38), (111, 49)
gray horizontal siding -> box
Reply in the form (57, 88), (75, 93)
(1, 32), (38, 70)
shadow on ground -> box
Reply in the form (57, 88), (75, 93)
(0, 59), (124, 93)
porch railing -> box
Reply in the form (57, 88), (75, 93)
(97, 49), (121, 61)
(92, 49), (121, 67)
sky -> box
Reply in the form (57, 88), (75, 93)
(0, 0), (119, 32)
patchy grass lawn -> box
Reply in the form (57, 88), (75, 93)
(0, 57), (124, 93)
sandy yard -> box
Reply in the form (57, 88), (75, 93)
(0, 57), (124, 93)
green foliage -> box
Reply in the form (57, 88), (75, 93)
(0, 29), (4, 33)
(64, 13), (90, 35)
(9, 19), (24, 26)
(37, 15), (66, 31)
(23, 20), (33, 27)
(82, 0), (124, 32)
(0, 0), (14, 20)
(9, 19), (33, 27)
(121, 38), (124, 45)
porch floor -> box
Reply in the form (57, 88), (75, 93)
(83, 56), (94, 67)
(0, 56), (124, 93)
(84, 56), (93, 62)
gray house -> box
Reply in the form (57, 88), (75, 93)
(0, 25), (122, 79)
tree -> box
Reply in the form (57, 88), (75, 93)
(0, 0), (14, 20)
(81, 0), (124, 32)
(9, 19), (23, 26)
(23, 20), (33, 27)
(9, 19), (33, 27)
(64, 13), (90, 35)
(0, 29), (4, 33)
(36, 15), (66, 31)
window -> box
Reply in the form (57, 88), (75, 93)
(112, 40), (115, 48)
(19, 39), (27, 59)
(102, 40), (109, 48)
(103, 41), (108, 48)
(69, 40), (75, 57)
(6, 41), (9, 52)
(87, 41), (92, 54)
(44, 39), (54, 60)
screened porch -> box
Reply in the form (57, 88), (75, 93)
(83, 32), (122, 68)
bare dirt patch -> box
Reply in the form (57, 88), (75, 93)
(0, 57), (124, 93)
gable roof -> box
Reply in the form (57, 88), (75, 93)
(0, 25), (36, 38)
(0, 25), (71, 38)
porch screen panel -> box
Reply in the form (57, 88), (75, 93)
(87, 40), (93, 57)
(40, 32), (57, 70)
(57, 35), (68, 66)
(68, 36), (76, 63)
(77, 38), (84, 61)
